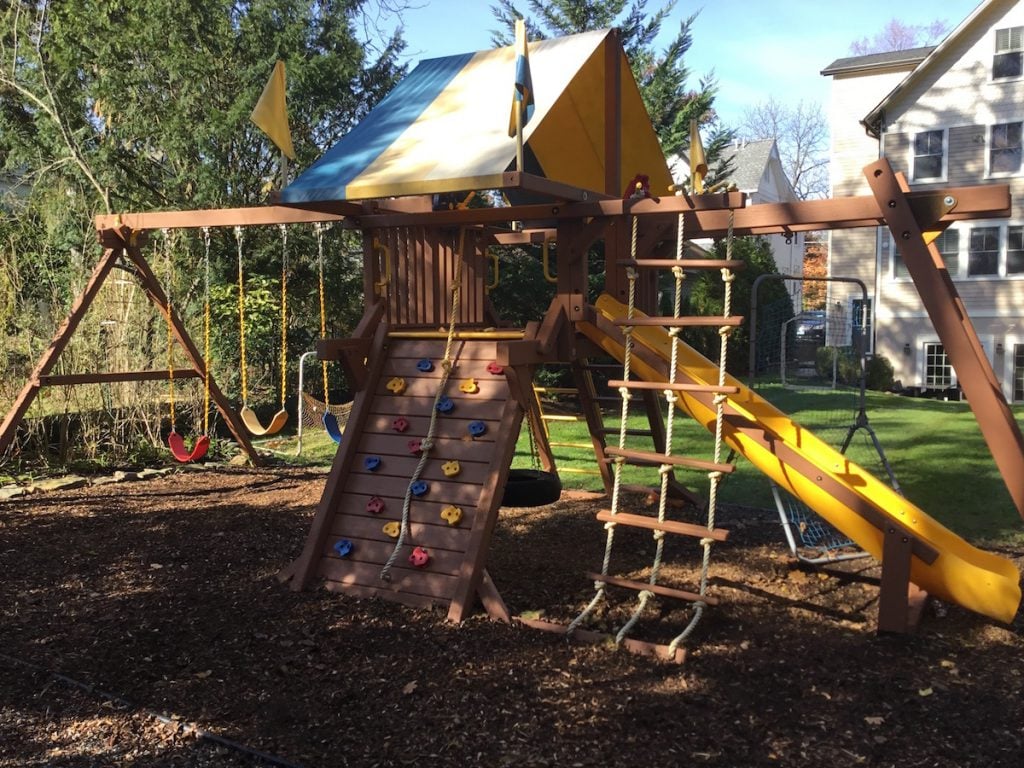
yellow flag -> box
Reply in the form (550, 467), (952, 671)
(250, 60), (296, 161)
(689, 118), (707, 194)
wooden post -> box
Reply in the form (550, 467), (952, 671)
(122, 245), (263, 466)
(865, 159), (1024, 520)
(0, 246), (123, 456)
(604, 29), (622, 198)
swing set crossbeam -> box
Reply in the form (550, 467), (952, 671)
(36, 369), (200, 386)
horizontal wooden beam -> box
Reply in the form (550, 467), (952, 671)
(514, 616), (687, 663)
(595, 510), (729, 542)
(604, 446), (735, 474)
(36, 369), (200, 386)
(607, 379), (740, 395)
(585, 571), (720, 605)
(617, 259), (745, 271)
(94, 205), (355, 233)
(612, 315), (744, 328)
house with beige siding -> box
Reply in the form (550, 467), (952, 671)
(823, 0), (1024, 400)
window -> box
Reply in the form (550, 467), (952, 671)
(994, 26), (1024, 79)
(912, 130), (944, 180)
(990, 122), (1022, 175)
(893, 228), (958, 279)
(1014, 344), (1024, 402)
(925, 343), (953, 388)
(1008, 226), (1024, 274)
(968, 226), (1000, 276)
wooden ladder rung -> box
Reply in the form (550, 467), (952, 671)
(612, 316), (744, 328)
(604, 447), (734, 474)
(559, 467), (604, 476)
(616, 258), (745, 271)
(541, 414), (583, 422)
(607, 380), (740, 395)
(596, 510), (729, 542)
(584, 571), (719, 606)
(549, 440), (593, 449)
(595, 427), (654, 436)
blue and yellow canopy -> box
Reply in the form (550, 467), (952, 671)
(281, 29), (671, 203)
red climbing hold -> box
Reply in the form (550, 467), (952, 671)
(408, 546), (430, 568)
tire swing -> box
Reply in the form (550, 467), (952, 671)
(163, 228), (210, 463)
(234, 225), (289, 436)
(501, 399), (561, 507)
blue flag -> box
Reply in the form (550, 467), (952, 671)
(508, 19), (534, 138)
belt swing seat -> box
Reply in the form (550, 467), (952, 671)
(163, 228), (211, 463)
(234, 225), (290, 437)
(314, 223), (344, 444)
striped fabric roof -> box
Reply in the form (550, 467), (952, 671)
(281, 29), (671, 203)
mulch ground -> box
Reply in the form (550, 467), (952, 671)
(1, 467), (1021, 767)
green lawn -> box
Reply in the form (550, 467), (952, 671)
(180, 384), (1024, 546)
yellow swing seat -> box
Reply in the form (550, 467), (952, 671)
(241, 405), (289, 437)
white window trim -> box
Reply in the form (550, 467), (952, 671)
(918, 339), (957, 390)
(985, 121), (1023, 179)
(910, 128), (947, 182)
(992, 25), (1024, 83)
(1002, 335), (1021, 402)
(889, 221), (1024, 281)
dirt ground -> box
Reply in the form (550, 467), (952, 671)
(0, 467), (1021, 768)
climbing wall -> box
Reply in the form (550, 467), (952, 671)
(294, 336), (523, 621)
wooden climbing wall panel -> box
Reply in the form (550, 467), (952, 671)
(312, 337), (521, 616)
(375, 227), (489, 328)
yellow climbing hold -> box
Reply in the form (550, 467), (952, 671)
(386, 377), (407, 394)
(459, 377), (479, 394)
(382, 521), (401, 538)
(441, 460), (461, 477)
(440, 505), (463, 526)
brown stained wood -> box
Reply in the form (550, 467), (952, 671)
(612, 315), (744, 328)
(287, 320), (392, 590)
(345, 474), (488, 506)
(316, 338), (370, 361)
(327, 510), (473, 552)
(369, 396), (516, 421)
(373, 375), (508, 400)
(447, 384), (525, 623)
(607, 379), (740, 395)
(319, 536), (465, 575)
(501, 171), (611, 202)
(360, 414), (499, 441)
(0, 247), (123, 455)
(94, 205), (352, 233)
(348, 454), (492, 486)
(477, 569), (512, 623)
(385, 339), (504, 363)
(595, 510), (729, 542)
(318, 558), (459, 601)
(604, 446), (734, 474)
(354, 432), (497, 461)
(36, 369), (201, 386)
(513, 617), (686, 664)
(618, 259), (746, 271)
(878, 525), (917, 634)
(584, 572), (719, 606)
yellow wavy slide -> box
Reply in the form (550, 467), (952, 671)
(579, 294), (1021, 624)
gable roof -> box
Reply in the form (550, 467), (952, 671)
(861, 0), (1003, 135)
(721, 138), (775, 192)
(820, 46), (934, 76)
(281, 29), (671, 204)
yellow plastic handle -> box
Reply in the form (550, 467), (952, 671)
(542, 239), (557, 284)
(373, 237), (391, 295)
(485, 250), (499, 293)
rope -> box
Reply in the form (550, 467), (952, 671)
(315, 223), (330, 407)
(279, 224), (288, 410)
(669, 208), (736, 653)
(567, 216), (641, 635)
(234, 226), (248, 406)
(380, 228), (467, 582)
(202, 227), (211, 435)
(163, 229), (176, 432)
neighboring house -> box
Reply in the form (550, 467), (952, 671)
(823, 0), (1024, 399)
(670, 138), (806, 311)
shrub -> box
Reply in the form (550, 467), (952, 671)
(865, 354), (895, 391)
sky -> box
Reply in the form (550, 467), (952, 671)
(382, 0), (984, 128)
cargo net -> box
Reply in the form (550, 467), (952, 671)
(299, 392), (352, 432)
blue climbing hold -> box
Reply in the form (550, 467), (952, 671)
(364, 456), (382, 472)
(416, 359), (434, 372)
(333, 539), (354, 557)
(468, 420), (487, 437)
(436, 396), (454, 414)
(410, 480), (429, 497)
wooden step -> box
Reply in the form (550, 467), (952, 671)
(607, 379), (740, 395)
(616, 258), (745, 272)
(596, 510), (729, 542)
(604, 447), (734, 474)
(612, 315), (743, 328)
(584, 571), (719, 606)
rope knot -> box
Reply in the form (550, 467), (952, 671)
(720, 268), (735, 283)
(667, 327), (680, 338)
(441, 359), (453, 372)
(664, 391), (677, 405)
(603, 521), (616, 531)
(671, 265), (685, 280)
(708, 470), (723, 482)
(700, 537), (715, 547)
(617, 387), (632, 401)
(718, 325), (734, 338)
(712, 393), (728, 406)
(626, 267), (638, 281)
(658, 463), (673, 476)
(419, 438), (434, 452)
(652, 530), (666, 542)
